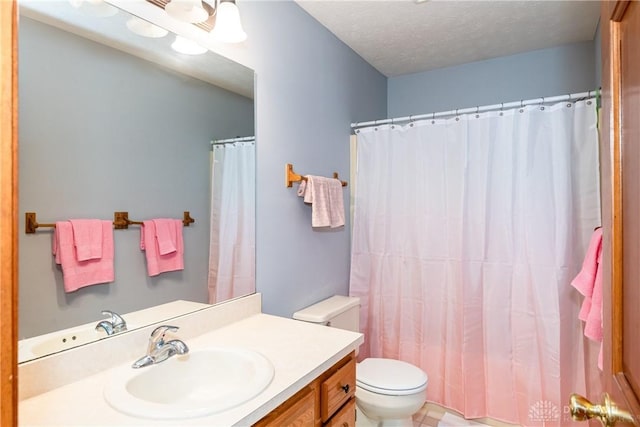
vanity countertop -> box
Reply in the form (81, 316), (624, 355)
(18, 312), (363, 426)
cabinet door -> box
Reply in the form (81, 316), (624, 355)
(324, 398), (355, 427)
(254, 387), (315, 427)
(320, 358), (356, 422)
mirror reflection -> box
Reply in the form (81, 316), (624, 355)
(18, 0), (255, 363)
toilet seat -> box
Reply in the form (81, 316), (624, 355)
(356, 358), (428, 396)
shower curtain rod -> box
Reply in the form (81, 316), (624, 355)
(350, 89), (598, 130)
(210, 136), (255, 145)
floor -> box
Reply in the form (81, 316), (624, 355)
(412, 402), (520, 427)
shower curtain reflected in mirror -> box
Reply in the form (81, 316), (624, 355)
(208, 139), (255, 304)
(350, 99), (601, 426)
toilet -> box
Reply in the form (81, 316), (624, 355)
(293, 295), (428, 427)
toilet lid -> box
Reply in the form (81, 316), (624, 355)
(356, 358), (428, 396)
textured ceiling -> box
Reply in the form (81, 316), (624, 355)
(295, 0), (601, 77)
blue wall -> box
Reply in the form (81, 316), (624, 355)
(387, 41), (597, 118)
(236, 2), (388, 318)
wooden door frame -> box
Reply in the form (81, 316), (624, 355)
(0, 0), (19, 425)
(601, 0), (640, 419)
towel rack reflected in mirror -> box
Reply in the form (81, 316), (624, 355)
(24, 211), (195, 234)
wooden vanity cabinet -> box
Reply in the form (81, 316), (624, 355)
(254, 351), (356, 427)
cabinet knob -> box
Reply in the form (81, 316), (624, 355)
(341, 384), (350, 394)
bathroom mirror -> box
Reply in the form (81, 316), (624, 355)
(17, 0), (255, 363)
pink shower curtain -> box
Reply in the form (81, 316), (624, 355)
(349, 99), (601, 426)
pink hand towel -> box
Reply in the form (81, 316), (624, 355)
(301, 175), (345, 228)
(52, 221), (114, 292)
(140, 219), (184, 277)
(69, 219), (103, 261)
(153, 219), (177, 255)
(584, 246), (603, 342)
(571, 228), (603, 370)
(571, 228), (602, 299)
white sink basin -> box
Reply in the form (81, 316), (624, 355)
(104, 347), (274, 419)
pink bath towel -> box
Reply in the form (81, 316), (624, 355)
(140, 219), (184, 276)
(69, 219), (103, 261)
(299, 175), (345, 228)
(52, 221), (114, 292)
(153, 218), (177, 255)
(571, 228), (603, 369)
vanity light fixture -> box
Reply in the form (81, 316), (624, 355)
(126, 16), (169, 38)
(171, 35), (208, 54)
(68, 0), (118, 17)
(158, 0), (247, 43)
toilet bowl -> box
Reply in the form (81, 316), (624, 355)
(355, 357), (427, 427)
(292, 296), (428, 427)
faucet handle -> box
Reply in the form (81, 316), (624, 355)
(101, 310), (125, 325)
(150, 325), (179, 342)
(101, 310), (127, 333)
(147, 325), (179, 355)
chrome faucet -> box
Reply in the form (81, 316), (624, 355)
(95, 310), (127, 335)
(132, 325), (189, 369)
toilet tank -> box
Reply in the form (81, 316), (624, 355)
(292, 295), (360, 332)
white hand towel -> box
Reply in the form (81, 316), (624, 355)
(303, 175), (345, 228)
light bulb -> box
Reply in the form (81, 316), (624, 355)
(211, 0), (247, 43)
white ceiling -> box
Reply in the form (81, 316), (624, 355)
(295, 0), (601, 77)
